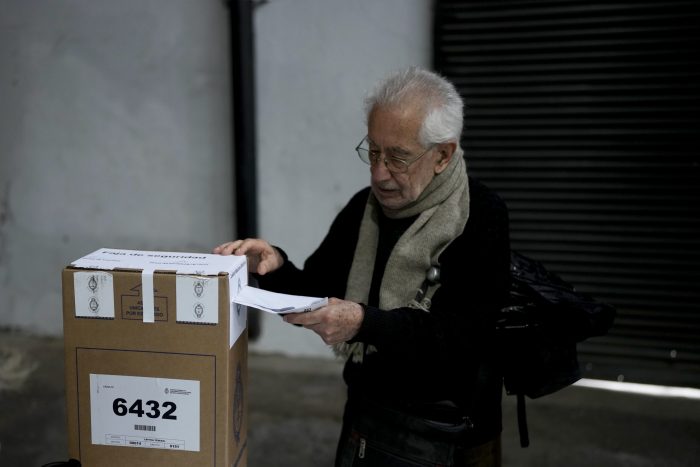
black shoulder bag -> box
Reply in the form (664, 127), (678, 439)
(496, 251), (616, 447)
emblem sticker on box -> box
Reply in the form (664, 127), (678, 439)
(89, 374), (200, 452)
(74, 271), (115, 319)
(176, 276), (219, 324)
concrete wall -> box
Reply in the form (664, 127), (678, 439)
(250, 0), (432, 357)
(0, 0), (432, 358)
(0, 0), (232, 334)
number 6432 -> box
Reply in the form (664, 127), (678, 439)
(112, 398), (177, 420)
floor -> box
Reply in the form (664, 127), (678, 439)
(1, 330), (699, 466)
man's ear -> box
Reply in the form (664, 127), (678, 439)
(434, 142), (457, 174)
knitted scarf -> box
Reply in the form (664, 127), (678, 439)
(334, 154), (470, 362)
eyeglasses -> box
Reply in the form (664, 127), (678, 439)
(355, 136), (434, 174)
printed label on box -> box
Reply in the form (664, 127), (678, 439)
(120, 283), (168, 321)
(176, 276), (218, 324)
(89, 374), (200, 452)
(74, 272), (115, 318)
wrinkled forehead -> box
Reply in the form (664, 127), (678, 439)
(367, 103), (426, 148)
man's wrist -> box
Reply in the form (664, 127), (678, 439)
(347, 303), (366, 343)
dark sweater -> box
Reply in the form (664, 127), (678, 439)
(257, 176), (510, 444)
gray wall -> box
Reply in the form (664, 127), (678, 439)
(0, 0), (232, 334)
(250, 0), (432, 357)
(0, 0), (432, 358)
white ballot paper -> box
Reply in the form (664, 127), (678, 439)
(233, 285), (328, 314)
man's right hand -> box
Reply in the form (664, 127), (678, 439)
(213, 239), (284, 275)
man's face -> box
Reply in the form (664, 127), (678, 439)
(367, 105), (440, 211)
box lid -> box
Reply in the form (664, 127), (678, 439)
(70, 248), (246, 277)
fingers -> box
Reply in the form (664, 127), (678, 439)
(212, 239), (261, 256)
(257, 260), (272, 276)
(254, 244), (284, 275)
(212, 240), (244, 255)
(213, 239), (283, 276)
(283, 300), (363, 345)
(283, 310), (321, 327)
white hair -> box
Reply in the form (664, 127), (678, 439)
(364, 66), (464, 157)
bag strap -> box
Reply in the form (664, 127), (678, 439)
(41, 460), (81, 467)
(516, 393), (530, 448)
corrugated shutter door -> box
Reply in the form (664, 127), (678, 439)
(434, 1), (700, 387)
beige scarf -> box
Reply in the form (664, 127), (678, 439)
(334, 154), (470, 362)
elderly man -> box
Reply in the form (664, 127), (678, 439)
(215, 67), (510, 466)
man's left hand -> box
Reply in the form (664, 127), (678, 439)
(282, 298), (364, 345)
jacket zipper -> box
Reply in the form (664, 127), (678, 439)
(358, 438), (366, 459)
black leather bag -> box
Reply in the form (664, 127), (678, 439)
(496, 251), (616, 446)
(336, 399), (473, 466)
(41, 460), (81, 467)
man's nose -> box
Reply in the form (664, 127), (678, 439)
(370, 158), (393, 180)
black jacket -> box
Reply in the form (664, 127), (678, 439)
(258, 176), (510, 444)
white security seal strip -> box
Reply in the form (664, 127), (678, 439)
(141, 269), (155, 323)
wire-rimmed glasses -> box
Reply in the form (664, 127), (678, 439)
(355, 136), (434, 174)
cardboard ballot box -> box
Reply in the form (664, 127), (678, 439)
(62, 248), (248, 467)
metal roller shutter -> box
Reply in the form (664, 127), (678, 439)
(434, 0), (700, 387)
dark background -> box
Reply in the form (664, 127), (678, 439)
(434, 0), (700, 388)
